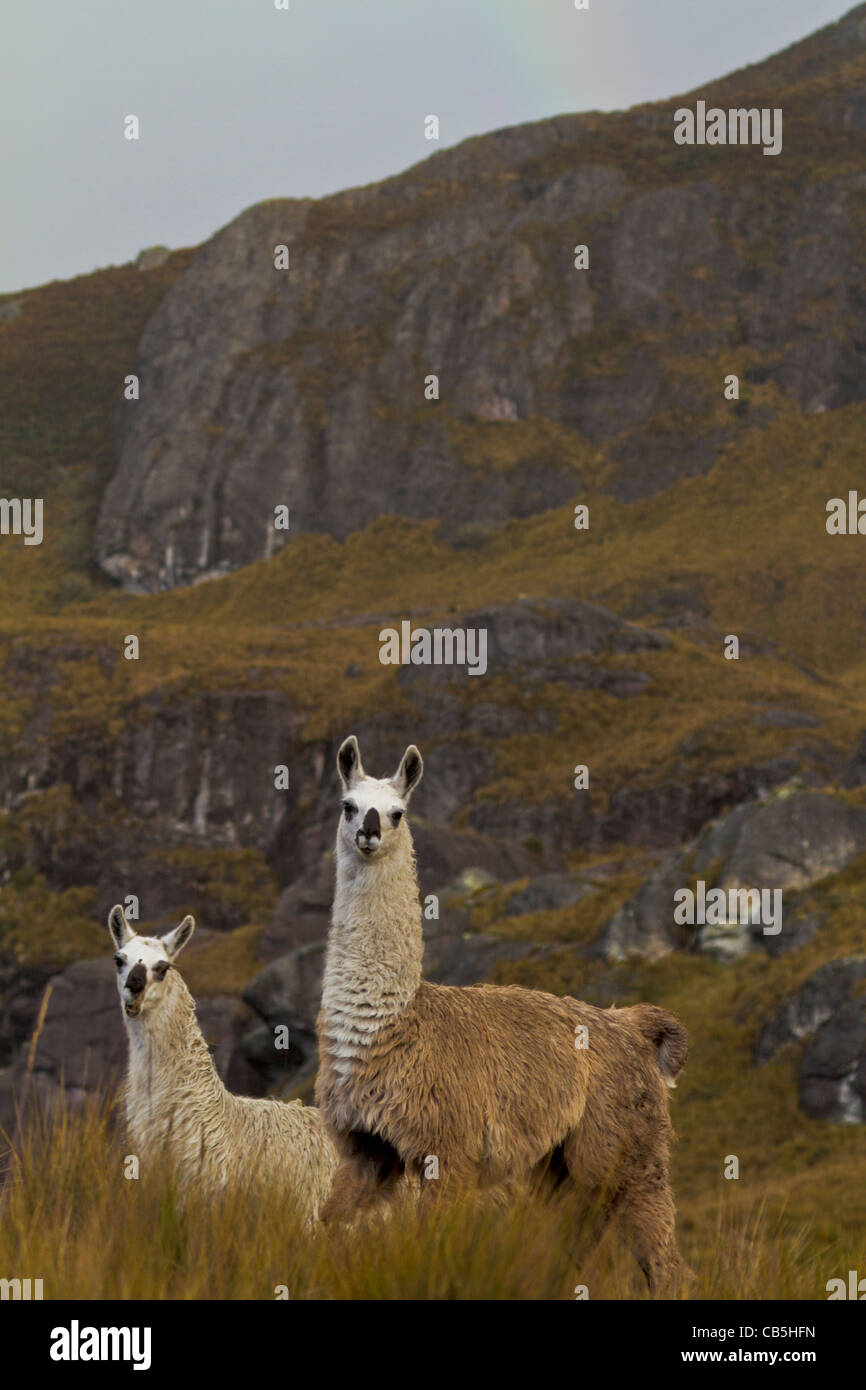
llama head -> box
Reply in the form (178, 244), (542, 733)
(108, 905), (195, 1019)
(336, 736), (423, 864)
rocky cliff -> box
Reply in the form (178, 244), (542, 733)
(95, 6), (866, 591)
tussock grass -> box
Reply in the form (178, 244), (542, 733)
(0, 1090), (856, 1300)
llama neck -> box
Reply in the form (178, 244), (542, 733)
(125, 971), (226, 1113)
(322, 826), (423, 1058)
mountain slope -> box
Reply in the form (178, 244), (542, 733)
(81, 6), (866, 591)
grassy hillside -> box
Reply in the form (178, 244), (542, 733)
(1, 376), (865, 791)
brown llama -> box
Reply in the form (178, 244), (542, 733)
(315, 737), (693, 1294)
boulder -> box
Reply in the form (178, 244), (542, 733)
(598, 791), (866, 961)
(412, 821), (538, 895)
(596, 859), (688, 962)
(756, 957), (866, 1063)
(756, 956), (866, 1123)
(135, 246), (171, 271)
(18, 958), (125, 1099)
(243, 941), (325, 1040)
(800, 1000), (866, 1122)
(504, 873), (594, 916)
(842, 729), (866, 787)
(257, 848), (335, 961)
(194, 994), (248, 1081)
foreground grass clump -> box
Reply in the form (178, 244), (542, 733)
(0, 1091), (855, 1300)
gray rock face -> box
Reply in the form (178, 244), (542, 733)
(0, 960), (55, 1067)
(842, 729), (866, 787)
(597, 758), (800, 854)
(597, 859), (690, 963)
(691, 792), (866, 895)
(108, 689), (301, 855)
(94, 180), (598, 591)
(692, 791), (866, 958)
(452, 599), (668, 668)
(0, 297), (23, 323)
(7, 966), (261, 1124)
(756, 957), (866, 1064)
(757, 954), (866, 1122)
(800, 1000), (866, 1123)
(17, 959), (126, 1102)
(598, 792), (866, 962)
(243, 940), (325, 1040)
(257, 847), (336, 960)
(396, 599), (668, 704)
(135, 246), (171, 271)
(95, 44), (866, 591)
(505, 873), (594, 916)
(194, 994), (247, 1081)
(412, 820), (538, 895)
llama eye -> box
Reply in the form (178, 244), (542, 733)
(115, 955), (125, 969)
(391, 810), (403, 825)
(153, 961), (170, 979)
(343, 802), (356, 817)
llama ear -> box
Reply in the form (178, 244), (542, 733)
(392, 745), (423, 802)
(337, 735), (364, 789)
(108, 904), (134, 949)
(162, 915), (195, 960)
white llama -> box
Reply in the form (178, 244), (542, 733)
(108, 905), (337, 1219)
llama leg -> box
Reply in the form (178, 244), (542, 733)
(320, 1154), (387, 1224)
(320, 1130), (406, 1225)
(612, 1182), (693, 1296)
(414, 1152), (479, 1213)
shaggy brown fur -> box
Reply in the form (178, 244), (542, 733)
(316, 738), (692, 1294)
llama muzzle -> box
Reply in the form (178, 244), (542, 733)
(355, 806), (382, 855)
(124, 962), (147, 1015)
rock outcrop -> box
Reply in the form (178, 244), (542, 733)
(95, 8), (866, 591)
(757, 958), (866, 1123)
(599, 792), (866, 962)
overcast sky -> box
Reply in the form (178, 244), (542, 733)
(0, 0), (854, 293)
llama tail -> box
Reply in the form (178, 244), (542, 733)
(629, 1005), (689, 1088)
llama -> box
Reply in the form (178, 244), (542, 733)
(315, 737), (692, 1292)
(108, 905), (337, 1220)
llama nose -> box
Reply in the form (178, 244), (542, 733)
(126, 963), (147, 996)
(356, 808), (381, 846)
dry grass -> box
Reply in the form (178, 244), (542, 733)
(0, 1091), (853, 1301)
(181, 921), (266, 998)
